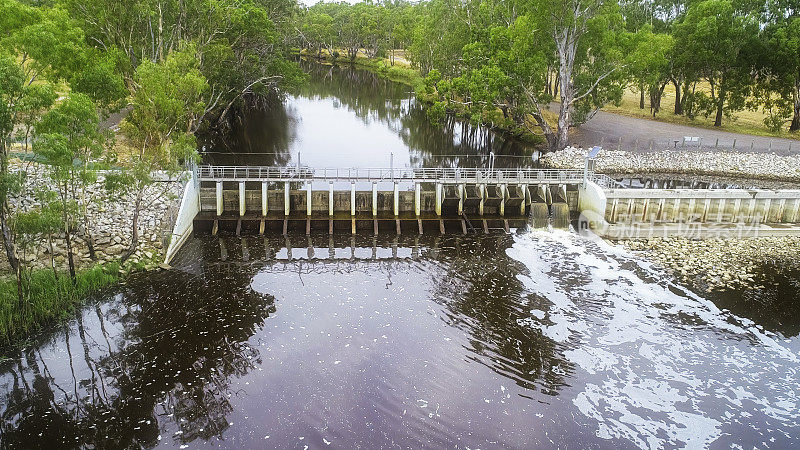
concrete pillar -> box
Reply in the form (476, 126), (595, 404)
(762, 199), (772, 223)
(372, 182), (378, 217)
(732, 199), (741, 223)
(479, 184), (485, 215)
(306, 183), (312, 216)
(746, 199), (757, 223)
(520, 185), (527, 215)
(261, 182), (268, 216)
(641, 199), (650, 222)
(717, 198), (726, 222)
(435, 183), (442, 216)
(239, 181), (246, 216)
(672, 198), (681, 223)
(610, 199), (619, 223)
(284, 182), (290, 216)
(687, 198), (696, 221)
(458, 183), (465, 215)
(790, 198), (800, 223)
(393, 182), (399, 217)
(216, 181), (223, 216)
(701, 198), (710, 222)
(626, 198), (634, 222)
(329, 181), (334, 217)
(414, 182), (421, 217)
(500, 184), (507, 216)
(656, 198), (665, 221)
(350, 182), (356, 217)
(777, 199), (786, 223)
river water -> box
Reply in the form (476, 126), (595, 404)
(1, 63), (798, 449)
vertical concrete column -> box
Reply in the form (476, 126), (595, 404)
(435, 183), (442, 216)
(350, 182), (356, 217)
(687, 198), (696, 221)
(626, 198), (634, 221)
(306, 183), (312, 216)
(717, 199), (726, 222)
(500, 184), (507, 216)
(641, 199), (650, 222)
(393, 182), (399, 217)
(372, 182), (378, 217)
(216, 181), (223, 216)
(261, 182), (268, 216)
(670, 198), (680, 222)
(414, 182), (421, 217)
(701, 198), (710, 222)
(520, 185), (527, 215)
(284, 182), (290, 216)
(479, 184), (485, 215)
(610, 199), (619, 223)
(329, 181), (334, 217)
(458, 183), (465, 215)
(656, 199), (665, 221)
(790, 198), (800, 223)
(777, 199), (786, 223)
(732, 199), (741, 222)
(748, 199), (757, 223)
(239, 181), (246, 216)
(762, 199), (772, 223)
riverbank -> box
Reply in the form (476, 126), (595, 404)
(541, 146), (800, 182)
(0, 263), (120, 346)
(622, 237), (800, 294)
(540, 147), (800, 299)
(0, 160), (184, 345)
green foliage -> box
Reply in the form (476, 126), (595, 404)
(0, 263), (119, 343)
(123, 45), (206, 169)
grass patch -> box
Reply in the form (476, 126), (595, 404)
(606, 85), (800, 140)
(0, 263), (120, 345)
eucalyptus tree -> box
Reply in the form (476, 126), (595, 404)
(0, 54), (30, 303)
(626, 25), (674, 116)
(116, 46), (206, 263)
(63, 0), (305, 123)
(755, 18), (800, 131)
(34, 93), (106, 279)
(673, 0), (757, 126)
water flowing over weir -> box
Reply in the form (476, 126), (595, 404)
(2, 62), (800, 448)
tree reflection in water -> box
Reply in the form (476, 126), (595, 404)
(197, 60), (541, 168)
(0, 265), (275, 448)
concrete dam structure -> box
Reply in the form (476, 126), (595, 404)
(163, 160), (800, 264)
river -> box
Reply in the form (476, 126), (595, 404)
(1, 62), (798, 449)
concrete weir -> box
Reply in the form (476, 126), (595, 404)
(163, 163), (800, 264)
(159, 165), (597, 262)
(579, 182), (800, 239)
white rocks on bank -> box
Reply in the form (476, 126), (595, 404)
(542, 147), (800, 182)
(3, 161), (185, 270)
(622, 237), (800, 293)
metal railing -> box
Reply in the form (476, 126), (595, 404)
(198, 165), (599, 185)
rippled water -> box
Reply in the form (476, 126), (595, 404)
(1, 232), (798, 447)
(2, 63), (799, 448)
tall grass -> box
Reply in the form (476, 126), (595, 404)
(0, 263), (120, 344)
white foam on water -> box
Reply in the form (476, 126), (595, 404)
(506, 230), (800, 449)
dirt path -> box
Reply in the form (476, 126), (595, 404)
(569, 110), (800, 155)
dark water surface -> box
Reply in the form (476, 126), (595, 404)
(2, 64), (799, 449)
